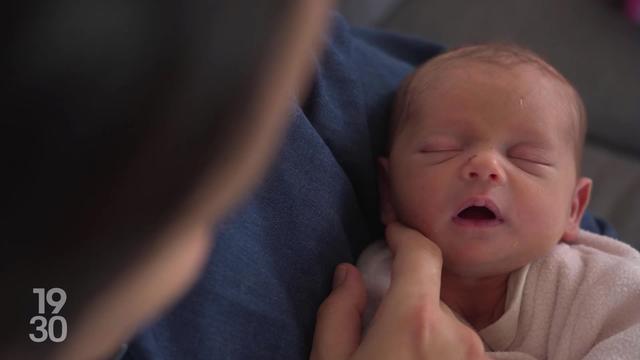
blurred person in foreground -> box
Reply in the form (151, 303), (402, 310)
(2, 1), (493, 359)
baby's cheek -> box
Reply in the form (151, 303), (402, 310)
(406, 202), (443, 239)
(525, 196), (568, 244)
(392, 173), (446, 233)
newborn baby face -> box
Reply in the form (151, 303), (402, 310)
(382, 61), (584, 278)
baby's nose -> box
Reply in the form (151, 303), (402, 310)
(462, 153), (506, 184)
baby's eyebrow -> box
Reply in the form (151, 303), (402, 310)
(417, 134), (462, 145)
(510, 140), (554, 151)
(421, 133), (460, 140)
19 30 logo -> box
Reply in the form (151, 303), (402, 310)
(29, 288), (67, 343)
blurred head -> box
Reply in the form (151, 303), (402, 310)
(379, 44), (592, 279)
(2, 1), (332, 359)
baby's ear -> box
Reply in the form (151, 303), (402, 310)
(561, 177), (592, 243)
(377, 157), (397, 225)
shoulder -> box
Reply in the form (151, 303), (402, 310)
(526, 230), (640, 323)
(541, 230), (640, 280)
(541, 230), (640, 325)
(571, 229), (640, 261)
(518, 231), (640, 357)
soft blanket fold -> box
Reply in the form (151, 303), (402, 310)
(358, 230), (640, 360)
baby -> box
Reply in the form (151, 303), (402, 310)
(358, 44), (640, 358)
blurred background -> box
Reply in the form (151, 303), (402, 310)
(340, 0), (640, 248)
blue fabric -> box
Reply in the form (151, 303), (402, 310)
(581, 212), (618, 239)
(124, 15), (612, 360)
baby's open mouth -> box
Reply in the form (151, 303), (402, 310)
(457, 206), (497, 220)
(453, 197), (504, 227)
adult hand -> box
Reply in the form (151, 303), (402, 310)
(310, 222), (488, 360)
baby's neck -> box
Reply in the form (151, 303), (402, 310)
(440, 271), (510, 330)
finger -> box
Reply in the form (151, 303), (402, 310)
(310, 263), (367, 360)
(385, 222), (443, 303)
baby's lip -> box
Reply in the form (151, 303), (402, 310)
(453, 196), (504, 221)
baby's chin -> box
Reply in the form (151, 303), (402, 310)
(441, 251), (527, 279)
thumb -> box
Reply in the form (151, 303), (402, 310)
(385, 222), (443, 304)
(310, 263), (367, 360)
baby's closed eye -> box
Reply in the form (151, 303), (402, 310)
(418, 137), (462, 152)
(419, 146), (462, 153)
(507, 149), (554, 168)
(418, 147), (462, 164)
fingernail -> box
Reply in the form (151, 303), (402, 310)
(332, 264), (347, 289)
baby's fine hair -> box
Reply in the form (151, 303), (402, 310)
(389, 43), (587, 174)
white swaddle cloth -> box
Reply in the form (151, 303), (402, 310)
(357, 230), (640, 359)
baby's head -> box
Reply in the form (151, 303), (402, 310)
(379, 44), (592, 277)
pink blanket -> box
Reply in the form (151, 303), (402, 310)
(358, 230), (640, 359)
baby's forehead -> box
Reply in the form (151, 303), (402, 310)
(408, 61), (571, 119)
(400, 60), (582, 148)
(411, 58), (561, 97)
